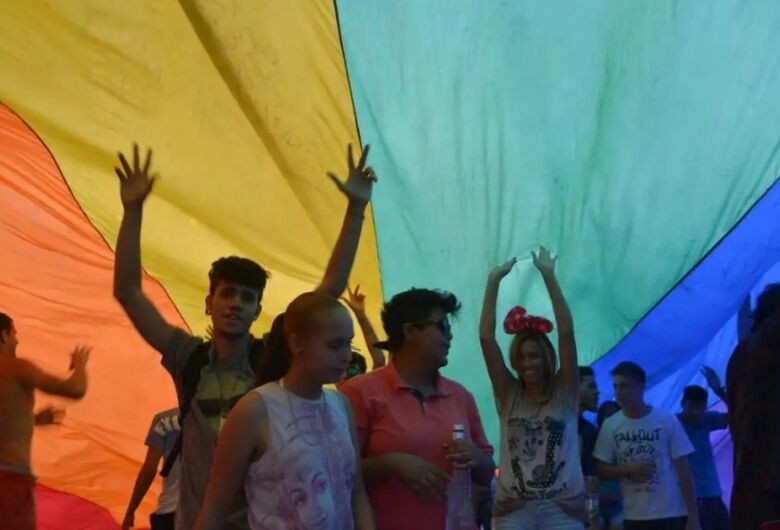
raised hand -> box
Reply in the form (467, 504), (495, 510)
(701, 366), (722, 392)
(328, 144), (377, 206)
(342, 285), (367, 314)
(115, 144), (157, 209)
(35, 406), (66, 426)
(490, 257), (517, 280)
(69, 346), (91, 370)
(532, 246), (557, 274)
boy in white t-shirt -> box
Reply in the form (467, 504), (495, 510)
(122, 409), (181, 530)
(594, 362), (700, 530)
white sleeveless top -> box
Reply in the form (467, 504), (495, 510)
(244, 382), (356, 530)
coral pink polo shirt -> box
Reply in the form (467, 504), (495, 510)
(341, 363), (494, 530)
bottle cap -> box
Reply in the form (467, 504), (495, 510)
(452, 423), (465, 439)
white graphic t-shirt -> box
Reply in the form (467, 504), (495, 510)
(145, 408), (181, 515)
(593, 407), (694, 521)
(494, 376), (584, 518)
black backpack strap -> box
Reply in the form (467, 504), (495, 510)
(160, 420), (182, 478)
(160, 340), (211, 477)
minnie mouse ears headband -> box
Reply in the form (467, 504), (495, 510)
(503, 306), (554, 335)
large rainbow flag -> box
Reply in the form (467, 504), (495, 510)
(1, 2), (779, 527)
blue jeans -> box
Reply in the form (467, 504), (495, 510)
(494, 501), (584, 530)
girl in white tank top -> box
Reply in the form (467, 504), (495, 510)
(244, 381), (355, 529)
(193, 293), (375, 530)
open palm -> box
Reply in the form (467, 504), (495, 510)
(115, 143), (156, 208)
(69, 346), (91, 370)
(532, 246), (557, 273)
(701, 366), (722, 391)
(491, 257), (517, 279)
(328, 144), (377, 206)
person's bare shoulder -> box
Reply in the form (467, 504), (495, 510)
(229, 390), (270, 460)
(0, 358), (53, 392)
(0, 357), (34, 381)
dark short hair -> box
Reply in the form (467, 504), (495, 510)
(381, 288), (461, 351)
(257, 313), (287, 386)
(578, 366), (595, 379)
(610, 361), (646, 385)
(682, 385), (708, 406)
(209, 257), (269, 298)
(0, 312), (11, 335)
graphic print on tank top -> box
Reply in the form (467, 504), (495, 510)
(507, 413), (569, 500)
(246, 386), (356, 530)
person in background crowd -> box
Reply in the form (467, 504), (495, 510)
(727, 286), (780, 529)
(676, 366), (730, 530)
(594, 362), (699, 530)
(596, 400), (623, 530)
(0, 312), (90, 530)
(122, 408), (181, 530)
(340, 285), (385, 387)
(579, 366), (600, 495)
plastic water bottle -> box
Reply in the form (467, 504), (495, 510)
(585, 491), (599, 530)
(446, 424), (474, 530)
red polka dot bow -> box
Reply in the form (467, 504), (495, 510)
(503, 306), (554, 335)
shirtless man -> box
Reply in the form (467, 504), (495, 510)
(0, 312), (90, 530)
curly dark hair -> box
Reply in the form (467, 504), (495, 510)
(381, 288), (461, 351)
(208, 256), (269, 298)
